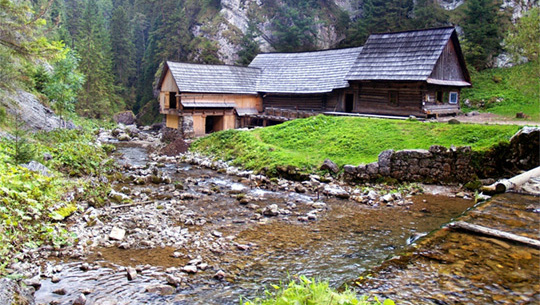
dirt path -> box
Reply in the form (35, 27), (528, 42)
(436, 112), (539, 126)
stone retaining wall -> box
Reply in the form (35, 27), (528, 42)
(344, 145), (476, 184)
(343, 126), (539, 185)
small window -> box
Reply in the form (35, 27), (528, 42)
(389, 91), (399, 106)
(449, 92), (458, 104)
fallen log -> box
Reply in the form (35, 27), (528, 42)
(481, 166), (540, 194)
(448, 221), (540, 249)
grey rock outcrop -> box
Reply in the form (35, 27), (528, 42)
(5, 90), (75, 131)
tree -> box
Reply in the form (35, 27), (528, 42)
(43, 49), (85, 120)
(344, 0), (414, 47)
(75, 0), (121, 118)
(110, 4), (136, 103)
(504, 7), (540, 64)
(270, 5), (318, 52)
(236, 23), (261, 66)
(0, 0), (63, 90)
(412, 0), (450, 29)
(461, 0), (507, 70)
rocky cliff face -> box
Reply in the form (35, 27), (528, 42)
(200, 0), (530, 64)
(1, 90), (74, 132)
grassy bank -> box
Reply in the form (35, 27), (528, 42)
(461, 61), (540, 120)
(192, 115), (521, 175)
(0, 126), (114, 274)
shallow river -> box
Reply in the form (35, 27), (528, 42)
(35, 143), (477, 304)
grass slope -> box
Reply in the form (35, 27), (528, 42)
(461, 61), (540, 120)
(192, 115), (521, 175)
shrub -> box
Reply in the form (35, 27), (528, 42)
(241, 276), (394, 305)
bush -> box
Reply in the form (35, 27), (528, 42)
(241, 276), (394, 305)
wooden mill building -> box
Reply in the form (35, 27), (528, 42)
(157, 27), (471, 137)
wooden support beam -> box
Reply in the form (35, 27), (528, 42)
(448, 221), (540, 249)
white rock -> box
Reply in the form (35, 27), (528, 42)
(109, 227), (126, 241)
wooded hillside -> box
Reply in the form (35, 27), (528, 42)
(0, 0), (538, 123)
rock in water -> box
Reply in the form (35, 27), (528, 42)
(145, 284), (175, 295)
(126, 267), (137, 280)
(262, 204), (279, 216)
(73, 293), (87, 305)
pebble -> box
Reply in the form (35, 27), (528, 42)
(214, 270), (226, 280)
(73, 293), (87, 305)
(126, 267), (138, 280)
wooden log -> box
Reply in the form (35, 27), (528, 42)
(481, 166), (540, 194)
(448, 221), (540, 248)
(111, 200), (153, 209)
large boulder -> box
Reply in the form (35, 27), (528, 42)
(113, 111), (136, 125)
(320, 159), (339, 173)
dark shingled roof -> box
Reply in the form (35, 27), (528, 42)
(249, 47), (363, 94)
(347, 27), (456, 81)
(166, 61), (260, 94)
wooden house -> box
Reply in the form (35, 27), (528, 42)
(248, 47), (363, 113)
(157, 27), (470, 136)
(346, 27), (471, 117)
(157, 62), (262, 137)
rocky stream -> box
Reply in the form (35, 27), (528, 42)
(7, 126), (537, 305)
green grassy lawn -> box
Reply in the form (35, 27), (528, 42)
(191, 115), (521, 175)
(461, 61), (540, 120)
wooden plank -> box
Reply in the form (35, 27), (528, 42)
(448, 221), (540, 249)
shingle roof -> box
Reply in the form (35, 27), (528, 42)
(166, 62), (260, 94)
(347, 27), (456, 81)
(249, 47), (363, 94)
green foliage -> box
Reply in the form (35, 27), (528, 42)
(33, 128), (115, 176)
(42, 49), (85, 118)
(75, 0), (123, 119)
(461, 0), (509, 70)
(0, 123), (115, 275)
(0, 148), (74, 273)
(0, 0), (64, 91)
(269, 3), (318, 52)
(192, 115), (521, 175)
(236, 23), (261, 66)
(6, 112), (35, 165)
(504, 7), (540, 64)
(240, 276), (394, 305)
(461, 61), (540, 120)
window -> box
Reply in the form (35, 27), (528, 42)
(388, 91), (399, 106)
(449, 92), (458, 104)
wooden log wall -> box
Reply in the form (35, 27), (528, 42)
(263, 94), (325, 111)
(355, 82), (424, 116)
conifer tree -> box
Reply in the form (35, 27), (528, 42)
(111, 3), (136, 104)
(461, 0), (507, 70)
(75, 0), (121, 118)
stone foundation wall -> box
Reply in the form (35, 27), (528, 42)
(343, 127), (539, 184)
(344, 145), (476, 184)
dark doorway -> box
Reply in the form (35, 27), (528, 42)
(205, 116), (215, 134)
(436, 91), (443, 104)
(345, 94), (354, 113)
(169, 92), (177, 109)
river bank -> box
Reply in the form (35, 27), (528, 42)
(6, 126), (479, 305)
